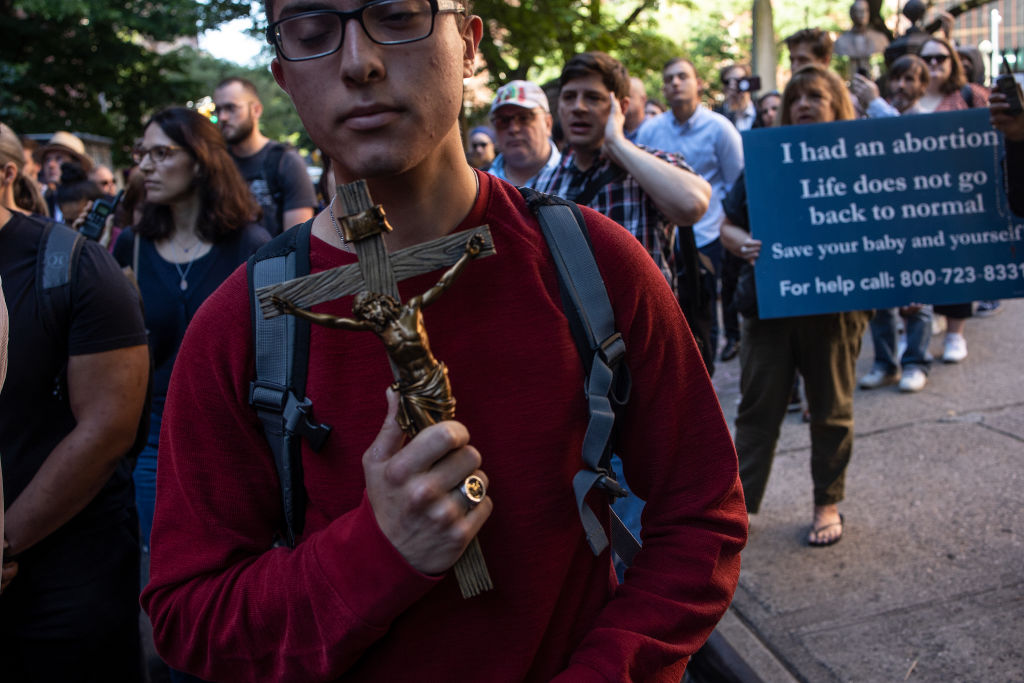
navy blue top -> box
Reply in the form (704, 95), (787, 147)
(114, 223), (270, 409)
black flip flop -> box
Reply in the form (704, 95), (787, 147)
(808, 513), (844, 547)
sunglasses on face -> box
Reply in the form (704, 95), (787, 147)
(490, 111), (537, 130)
(470, 141), (492, 149)
(923, 54), (950, 66)
(132, 145), (184, 164)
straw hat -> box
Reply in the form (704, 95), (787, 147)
(35, 131), (93, 171)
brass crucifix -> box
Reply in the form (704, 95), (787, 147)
(260, 180), (495, 599)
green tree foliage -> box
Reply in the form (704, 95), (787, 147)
(0, 0), (252, 163)
(470, 0), (856, 112)
(473, 0), (690, 94)
(172, 47), (313, 153)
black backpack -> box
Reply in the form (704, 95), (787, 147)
(35, 217), (152, 465)
(247, 188), (639, 564)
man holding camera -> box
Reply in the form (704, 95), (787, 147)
(714, 63), (757, 132)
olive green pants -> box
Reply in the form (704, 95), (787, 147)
(735, 311), (870, 513)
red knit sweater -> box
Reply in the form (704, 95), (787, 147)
(141, 172), (747, 682)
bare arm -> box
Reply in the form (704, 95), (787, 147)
(272, 295), (371, 331)
(602, 94), (711, 227)
(721, 220), (760, 264)
(3, 344), (149, 556)
(419, 234), (484, 308)
(282, 207), (315, 232)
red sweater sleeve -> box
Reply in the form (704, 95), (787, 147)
(140, 268), (441, 682)
(554, 207), (748, 681)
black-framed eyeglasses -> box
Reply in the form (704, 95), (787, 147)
(132, 145), (184, 164)
(923, 54), (950, 66)
(267, 0), (466, 62)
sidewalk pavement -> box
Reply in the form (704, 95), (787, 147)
(706, 299), (1024, 682)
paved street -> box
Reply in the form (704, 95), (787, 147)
(708, 299), (1024, 682)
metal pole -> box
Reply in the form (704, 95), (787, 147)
(991, 9), (1001, 84)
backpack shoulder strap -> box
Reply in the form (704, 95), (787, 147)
(519, 187), (638, 562)
(36, 218), (84, 340)
(247, 219), (330, 547)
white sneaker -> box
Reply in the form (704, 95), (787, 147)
(859, 368), (900, 389)
(942, 333), (968, 363)
(898, 367), (927, 392)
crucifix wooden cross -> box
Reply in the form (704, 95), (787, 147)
(255, 188), (495, 321)
(258, 180), (495, 599)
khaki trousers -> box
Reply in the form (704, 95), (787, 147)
(735, 311), (869, 513)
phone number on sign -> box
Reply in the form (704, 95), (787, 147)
(899, 264), (1024, 287)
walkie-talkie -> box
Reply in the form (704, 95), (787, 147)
(79, 190), (122, 241)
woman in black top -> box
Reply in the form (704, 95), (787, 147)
(114, 107), (270, 550)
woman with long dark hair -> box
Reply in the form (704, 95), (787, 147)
(113, 107), (270, 549)
(721, 66), (871, 546)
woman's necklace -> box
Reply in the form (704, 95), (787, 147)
(173, 234), (202, 254)
(173, 237), (200, 291)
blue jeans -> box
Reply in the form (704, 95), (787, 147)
(610, 455), (645, 582)
(869, 306), (932, 374)
(134, 409), (161, 551)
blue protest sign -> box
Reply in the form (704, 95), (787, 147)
(742, 109), (1023, 319)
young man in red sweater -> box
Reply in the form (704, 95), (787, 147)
(141, 2), (747, 680)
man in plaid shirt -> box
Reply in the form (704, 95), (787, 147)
(535, 51), (710, 283)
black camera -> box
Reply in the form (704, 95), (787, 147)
(995, 74), (1023, 117)
(735, 76), (762, 93)
(79, 190), (122, 241)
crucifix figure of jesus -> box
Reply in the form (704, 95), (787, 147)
(271, 233), (484, 435)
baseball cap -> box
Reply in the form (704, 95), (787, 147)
(490, 80), (550, 114)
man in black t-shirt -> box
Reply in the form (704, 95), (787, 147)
(0, 205), (150, 681)
(214, 77), (316, 236)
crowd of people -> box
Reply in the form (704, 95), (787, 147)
(0, 0), (1021, 680)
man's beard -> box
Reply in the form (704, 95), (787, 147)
(224, 117), (255, 145)
(891, 91), (920, 113)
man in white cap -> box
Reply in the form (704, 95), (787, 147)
(486, 80), (561, 188)
(35, 131), (92, 220)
